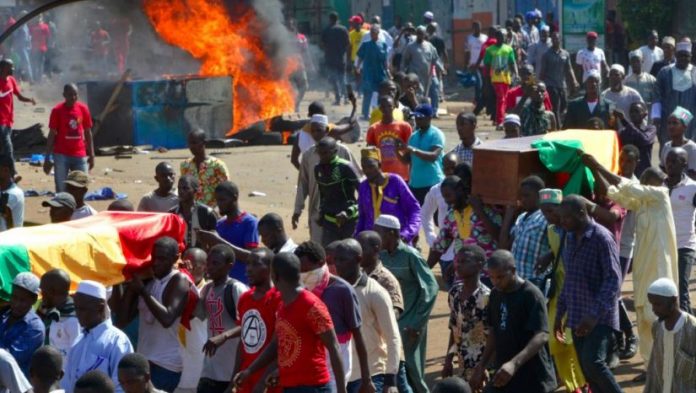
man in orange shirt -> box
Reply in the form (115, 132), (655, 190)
(366, 95), (412, 181)
(29, 14), (50, 83)
(90, 21), (111, 73)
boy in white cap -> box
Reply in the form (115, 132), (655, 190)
(63, 280), (133, 393)
(644, 277), (696, 392)
(503, 114), (521, 139)
(0, 272), (44, 376)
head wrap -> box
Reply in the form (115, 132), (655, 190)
(610, 64), (625, 75)
(539, 188), (563, 205)
(77, 280), (107, 300)
(676, 41), (692, 53)
(310, 114), (329, 127)
(503, 114), (521, 126)
(670, 106), (694, 126)
(375, 214), (401, 230)
(663, 36), (676, 47)
(647, 277), (678, 298)
(361, 147), (381, 162)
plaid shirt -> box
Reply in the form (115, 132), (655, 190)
(511, 209), (550, 281)
(557, 220), (622, 331)
(448, 137), (482, 167)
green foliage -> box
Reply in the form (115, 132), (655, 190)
(618, 0), (676, 42)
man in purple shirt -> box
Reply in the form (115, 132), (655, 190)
(356, 147), (421, 243)
(554, 195), (622, 393)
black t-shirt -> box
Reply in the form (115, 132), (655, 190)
(321, 24), (350, 69)
(486, 280), (556, 393)
(429, 36), (446, 58)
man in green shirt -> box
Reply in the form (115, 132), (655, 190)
(483, 28), (518, 127)
(375, 214), (438, 393)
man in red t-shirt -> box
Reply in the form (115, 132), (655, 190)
(366, 96), (412, 181)
(0, 59), (35, 177)
(90, 21), (111, 72)
(29, 15), (50, 82)
(233, 252), (347, 393)
(44, 84), (95, 192)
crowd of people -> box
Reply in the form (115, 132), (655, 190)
(0, 6), (694, 393)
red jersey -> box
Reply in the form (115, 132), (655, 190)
(276, 289), (333, 388)
(237, 287), (282, 393)
(366, 121), (412, 181)
(0, 76), (20, 127)
(30, 22), (50, 52)
(503, 86), (553, 114)
(48, 101), (93, 157)
(91, 29), (110, 56)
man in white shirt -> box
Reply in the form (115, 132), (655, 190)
(576, 31), (609, 82)
(258, 212), (297, 253)
(465, 20), (487, 70)
(0, 348), (31, 393)
(639, 30), (664, 75)
(0, 154), (22, 231)
(360, 16), (393, 51)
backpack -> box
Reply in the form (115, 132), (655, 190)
(203, 278), (240, 321)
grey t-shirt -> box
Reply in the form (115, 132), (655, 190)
(138, 191), (179, 213)
(71, 204), (98, 220)
(0, 349), (31, 393)
(200, 279), (248, 382)
(541, 48), (572, 88)
(601, 86), (644, 117)
(401, 41), (440, 91)
(660, 139), (696, 171)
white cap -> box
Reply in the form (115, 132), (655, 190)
(76, 280), (107, 300)
(647, 278), (678, 298)
(375, 214), (401, 230)
(310, 114), (329, 127)
(503, 113), (521, 126)
(676, 41), (692, 53)
(540, 25), (550, 32)
(610, 64), (625, 75)
(629, 49), (642, 60)
(423, 11), (434, 20)
(13, 272), (40, 295)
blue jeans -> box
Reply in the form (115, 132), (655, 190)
(396, 361), (413, 393)
(149, 362), (181, 393)
(678, 248), (695, 314)
(284, 384), (332, 393)
(53, 153), (88, 192)
(19, 48), (32, 81)
(362, 86), (376, 119)
(0, 126), (15, 175)
(347, 375), (385, 393)
(471, 69), (483, 114)
(573, 324), (623, 393)
(428, 77), (440, 116)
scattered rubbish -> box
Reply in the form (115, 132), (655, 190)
(158, 147), (168, 153)
(33, 107), (46, 113)
(134, 180), (142, 184)
(249, 191), (266, 197)
(104, 168), (112, 175)
(24, 189), (54, 197)
(115, 155), (132, 159)
(85, 187), (128, 201)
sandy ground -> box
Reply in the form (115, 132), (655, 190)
(11, 82), (694, 393)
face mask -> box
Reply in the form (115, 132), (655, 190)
(300, 265), (329, 291)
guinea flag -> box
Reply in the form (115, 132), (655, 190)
(0, 211), (186, 301)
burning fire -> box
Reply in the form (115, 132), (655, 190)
(143, 0), (298, 134)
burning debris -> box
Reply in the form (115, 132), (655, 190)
(143, 0), (299, 135)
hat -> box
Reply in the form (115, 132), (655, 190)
(503, 114), (521, 126)
(13, 272), (40, 295)
(412, 104), (433, 119)
(540, 25), (550, 32)
(647, 277), (678, 298)
(534, 9), (543, 18)
(663, 36), (676, 47)
(64, 170), (89, 188)
(349, 15), (363, 24)
(629, 49), (643, 60)
(586, 31), (598, 39)
(676, 41), (692, 53)
(361, 147), (381, 162)
(585, 69), (601, 82)
(76, 280), (107, 300)
(539, 188), (563, 205)
(42, 192), (77, 210)
(670, 106), (694, 126)
(610, 64), (625, 75)
(375, 214), (401, 230)
(525, 11), (536, 20)
(423, 11), (434, 20)
(310, 114), (329, 127)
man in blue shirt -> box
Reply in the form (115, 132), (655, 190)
(63, 280), (133, 393)
(357, 24), (390, 120)
(398, 104), (445, 204)
(0, 272), (45, 376)
(202, 181), (259, 284)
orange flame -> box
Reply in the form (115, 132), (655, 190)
(143, 0), (297, 134)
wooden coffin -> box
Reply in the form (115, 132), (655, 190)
(472, 135), (553, 205)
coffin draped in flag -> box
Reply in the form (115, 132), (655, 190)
(0, 211), (186, 300)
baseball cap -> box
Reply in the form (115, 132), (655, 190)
(412, 104), (434, 118)
(587, 31), (598, 39)
(42, 192), (77, 210)
(64, 170), (90, 188)
(349, 15), (363, 24)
